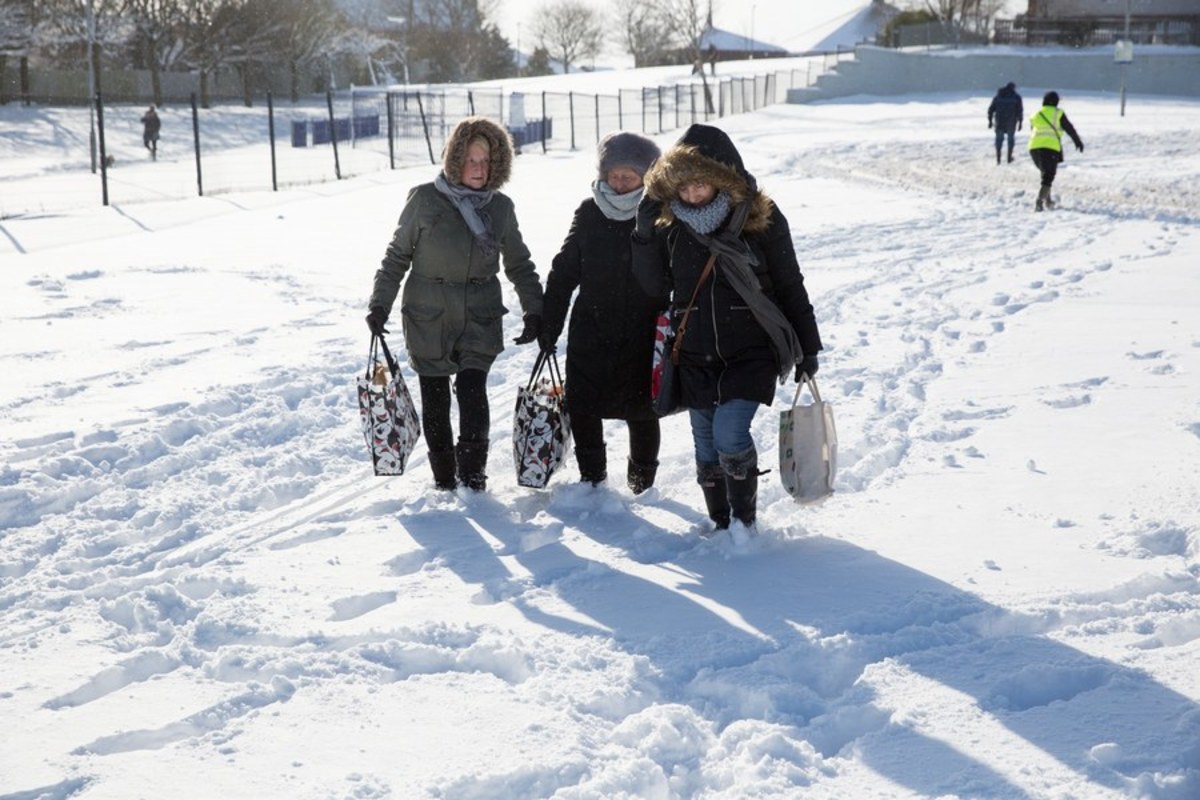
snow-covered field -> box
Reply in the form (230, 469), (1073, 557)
(2, 80), (1199, 799)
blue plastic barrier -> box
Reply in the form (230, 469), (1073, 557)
(311, 119), (330, 145)
(291, 120), (307, 147)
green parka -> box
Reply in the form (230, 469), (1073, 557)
(369, 118), (543, 376)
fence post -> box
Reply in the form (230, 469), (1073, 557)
(416, 92), (436, 164)
(468, 90), (475, 116)
(386, 92), (395, 169)
(594, 93), (600, 143)
(96, 91), (109, 206)
(326, 90), (342, 180)
(568, 91), (576, 150)
(541, 91), (548, 153)
(191, 92), (203, 197)
(618, 92), (623, 130)
(657, 86), (663, 133)
(267, 91), (278, 192)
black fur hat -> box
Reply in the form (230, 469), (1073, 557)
(597, 131), (661, 180)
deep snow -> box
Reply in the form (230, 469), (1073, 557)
(2, 60), (1200, 800)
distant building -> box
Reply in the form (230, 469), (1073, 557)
(698, 27), (790, 62)
(1004, 0), (1200, 45)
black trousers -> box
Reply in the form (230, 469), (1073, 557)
(1030, 148), (1060, 188)
(571, 412), (661, 465)
(419, 370), (488, 453)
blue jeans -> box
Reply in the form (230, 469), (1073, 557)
(994, 127), (1015, 152)
(689, 399), (760, 464)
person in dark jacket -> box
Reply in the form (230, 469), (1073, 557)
(141, 105), (161, 160)
(1028, 91), (1084, 212)
(632, 124), (822, 531)
(366, 117), (544, 491)
(541, 132), (665, 494)
(987, 82), (1023, 164)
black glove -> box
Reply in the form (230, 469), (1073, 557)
(1017, 120), (1023, 131)
(537, 330), (557, 353)
(513, 314), (541, 345)
(366, 306), (389, 336)
(795, 355), (819, 382)
(987, 121), (993, 129)
(1076, 142), (1084, 153)
(634, 196), (662, 241)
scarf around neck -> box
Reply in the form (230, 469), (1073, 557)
(678, 198), (803, 383)
(434, 172), (499, 258)
(670, 190), (732, 235)
(591, 180), (643, 221)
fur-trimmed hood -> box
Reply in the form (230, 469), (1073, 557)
(442, 116), (514, 191)
(643, 123), (774, 234)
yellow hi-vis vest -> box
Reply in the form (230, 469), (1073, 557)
(1029, 106), (1064, 153)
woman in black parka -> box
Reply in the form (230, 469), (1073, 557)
(541, 132), (666, 494)
(632, 124), (822, 530)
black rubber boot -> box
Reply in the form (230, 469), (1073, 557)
(1035, 185), (1049, 212)
(428, 450), (457, 491)
(455, 440), (488, 492)
(697, 462), (730, 530)
(627, 458), (658, 495)
(575, 445), (607, 486)
(719, 447), (758, 528)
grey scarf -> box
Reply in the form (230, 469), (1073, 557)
(680, 198), (803, 384)
(671, 190), (732, 235)
(591, 180), (643, 221)
(434, 172), (499, 258)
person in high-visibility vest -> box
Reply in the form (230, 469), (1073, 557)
(1028, 91), (1084, 212)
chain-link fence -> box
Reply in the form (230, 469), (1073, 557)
(4, 62), (822, 217)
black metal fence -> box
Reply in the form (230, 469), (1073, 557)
(5, 63), (821, 216)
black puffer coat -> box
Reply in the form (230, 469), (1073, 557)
(543, 199), (668, 420)
(633, 123), (821, 409)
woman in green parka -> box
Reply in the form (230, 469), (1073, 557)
(366, 117), (544, 492)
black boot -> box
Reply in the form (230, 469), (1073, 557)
(719, 447), (758, 528)
(1035, 185), (1049, 212)
(697, 462), (730, 530)
(455, 440), (488, 492)
(575, 445), (607, 486)
(428, 450), (457, 491)
(627, 457), (658, 495)
(995, 148), (1001, 165)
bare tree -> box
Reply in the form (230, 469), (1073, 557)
(612, 0), (670, 67)
(530, 0), (602, 75)
(659, 0), (714, 111)
(919, 0), (1006, 36)
(125, 0), (187, 107)
(0, 0), (36, 103)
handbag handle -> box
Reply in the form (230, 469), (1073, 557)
(790, 372), (823, 407)
(670, 253), (718, 365)
(526, 349), (565, 391)
(366, 333), (400, 380)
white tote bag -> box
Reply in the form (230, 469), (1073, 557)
(357, 334), (421, 476)
(512, 350), (573, 489)
(779, 374), (837, 504)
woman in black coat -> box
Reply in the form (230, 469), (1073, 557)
(540, 132), (666, 493)
(632, 124), (822, 530)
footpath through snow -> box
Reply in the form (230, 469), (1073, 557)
(1, 94), (1199, 799)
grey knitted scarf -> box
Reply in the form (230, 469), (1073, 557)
(591, 180), (644, 221)
(434, 173), (499, 258)
(679, 198), (803, 384)
(670, 190), (732, 235)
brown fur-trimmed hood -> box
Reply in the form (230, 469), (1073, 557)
(643, 124), (774, 234)
(442, 116), (514, 190)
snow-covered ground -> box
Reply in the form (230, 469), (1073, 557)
(2, 79), (1199, 799)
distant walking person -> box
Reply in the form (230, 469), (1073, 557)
(141, 105), (161, 160)
(1028, 91), (1084, 212)
(987, 81), (1023, 164)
